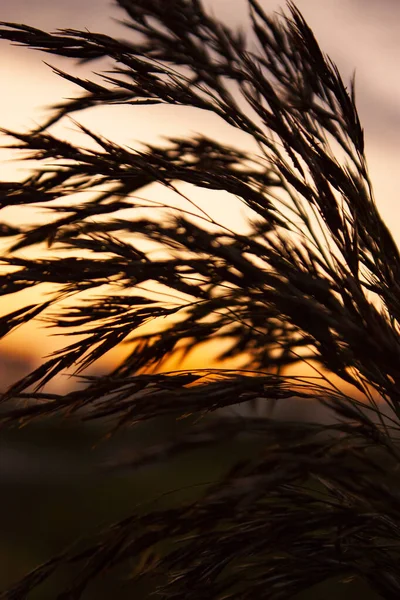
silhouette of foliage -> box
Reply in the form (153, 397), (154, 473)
(1, 1), (400, 598)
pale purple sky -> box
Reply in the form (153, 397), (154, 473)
(2, 0), (400, 143)
(2, 0), (400, 135)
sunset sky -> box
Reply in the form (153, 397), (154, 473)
(1, 0), (400, 378)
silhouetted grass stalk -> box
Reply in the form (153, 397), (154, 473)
(1, 1), (400, 597)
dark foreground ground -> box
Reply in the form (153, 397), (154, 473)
(0, 399), (384, 599)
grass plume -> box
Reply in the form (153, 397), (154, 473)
(1, 1), (400, 597)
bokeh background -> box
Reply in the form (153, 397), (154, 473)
(0, 1), (397, 598)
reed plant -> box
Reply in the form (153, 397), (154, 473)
(1, 1), (400, 597)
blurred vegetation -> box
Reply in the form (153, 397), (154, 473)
(0, 419), (383, 599)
